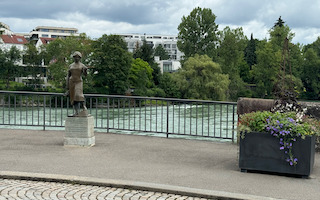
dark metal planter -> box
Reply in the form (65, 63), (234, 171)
(239, 132), (315, 177)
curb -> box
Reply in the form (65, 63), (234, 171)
(0, 171), (281, 200)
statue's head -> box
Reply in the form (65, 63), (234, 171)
(72, 51), (82, 58)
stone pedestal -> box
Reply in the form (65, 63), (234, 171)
(64, 116), (95, 147)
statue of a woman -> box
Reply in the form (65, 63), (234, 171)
(66, 51), (88, 116)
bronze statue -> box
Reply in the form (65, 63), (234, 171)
(66, 51), (88, 116)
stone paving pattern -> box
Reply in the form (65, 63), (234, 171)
(0, 178), (210, 200)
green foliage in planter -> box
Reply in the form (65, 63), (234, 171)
(239, 110), (320, 166)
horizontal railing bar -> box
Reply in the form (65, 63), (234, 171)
(0, 90), (237, 105)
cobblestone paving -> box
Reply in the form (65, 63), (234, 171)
(0, 178), (211, 200)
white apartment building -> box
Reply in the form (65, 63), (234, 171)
(0, 22), (14, 35)
(154, 56), (181, 73)
(29, 26), (80, 42)
(117, 33), (184, 61)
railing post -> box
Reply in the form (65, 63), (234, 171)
(166, 101), (169, 138)
(43, 95), (46, 131)
(107, 97), (110, 132)
(232, 104), (235, 143)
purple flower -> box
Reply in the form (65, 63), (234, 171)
(276, 120), (280, 124)
(290, 161), (293, 166)
(294, 158), (298, 162)
(293, 138), (296, 142)
(280, 138), (283, 141)
(280, 146), (284, 150)
(286, 158), (290, 162)
(285, 151), (288, 154)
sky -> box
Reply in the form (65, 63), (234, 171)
(1, 0), (320, 45)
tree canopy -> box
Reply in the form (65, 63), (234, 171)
(177, 7), (218, 60)
(91, 34), (132, 94)
(0, 46), (21, 88)
(174, 54), (230, 100)
(154, 44), (170, 60)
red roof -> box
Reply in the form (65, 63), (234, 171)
(39, 37), (56, 45)
(1, 35), (28, 44)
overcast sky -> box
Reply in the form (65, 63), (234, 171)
(1, 0), (319, 45)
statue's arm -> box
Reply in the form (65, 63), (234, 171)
(82, 65), (88, 76)
(66, 68), (71, 89)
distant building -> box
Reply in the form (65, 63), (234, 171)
(116, 33), (184, 61)
(35, 37), (56, 48)
(0, 22), (14, 35)
(155, 56), (181, 73)
(0, 34), (28, 52)
(29, 26), (79, 43)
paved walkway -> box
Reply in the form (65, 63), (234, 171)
(0, 178), (207, 200)
(0, 128), (320, 200)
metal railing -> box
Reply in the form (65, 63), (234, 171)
(0, 90), (238, 142)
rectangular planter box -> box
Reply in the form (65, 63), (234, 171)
(239, 132), (315, 177)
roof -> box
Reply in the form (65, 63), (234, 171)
(1, 35), (28, 44)
(35, 26), (78, 31)
(39, 37), (56, 45)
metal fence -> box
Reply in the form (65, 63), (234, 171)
(0, 90), (238, 142)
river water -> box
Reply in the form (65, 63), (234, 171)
(0, 104), (238, 142)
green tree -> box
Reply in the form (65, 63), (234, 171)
(174, 54), (230, 100)
(129, 58), (153, 89)
(244, 33), (257, 70)
(133, 39), (161, 85)
(274, 16), (285, 28)
(177, 7), (218, 60)
(91, 34), (132, 94)
(301, 48), (320, 99)
(217, 27), (248, 100)
(24, 43), (45, 87)
(158, 72), (181, 98)
(44, 34), (93, 89)
(0, 46), (21, 88)
(305, 37), (320, 57)
(269, 17), (294, 52)
(217, 27), (247, 76)
(253, 42), (281, 98)
(154, 44), (170, 60)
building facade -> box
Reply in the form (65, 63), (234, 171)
(117, 33), (184, 61)
(29, 26), (79, 42)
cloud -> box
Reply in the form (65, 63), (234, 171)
(1, 0), (320, 44)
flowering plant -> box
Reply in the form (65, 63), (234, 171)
(239, 110), (320, 166)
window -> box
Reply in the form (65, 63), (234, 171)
(61, 30), (64, 33)
(51, 35), (57, 38)
(153, 36), (161, 39)
(41, 29), (49, 32)
(17, 38), (23, 42)
(172, 44), (177, 48)
(135, 36), (139, 38)
(164, 44), (171, 48)
(42, 34), (49, 37)
(170, 37), (174, 39)
(163, 64), (172, 72)
(163, 37), (167, 39)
